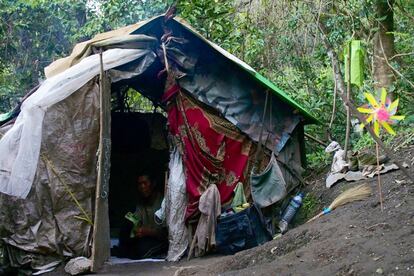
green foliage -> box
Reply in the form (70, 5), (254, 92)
(306, 150), (330, 171)
(125, 88), (156, 113)
(177, 0), (265, 67)
(251, 0), (413, 161)
(0, 62), (19, 112)
(0, 0), (88, 112)
(0, 0), (171, 113)
(293, 193), (321, 226)
(0, 0), (413, 167)
(352, 132), (376, 151)
(78, 0), (172, 40)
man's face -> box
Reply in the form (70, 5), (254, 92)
(137, 175), (153, 198)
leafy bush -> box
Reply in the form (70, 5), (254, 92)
(352, 132), (376, 152)
(293, 193), (321, 226)
(306, 150), (330, 171)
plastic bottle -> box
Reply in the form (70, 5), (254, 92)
(278, 193), (304, 234)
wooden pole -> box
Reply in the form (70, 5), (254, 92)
(376, 142), (384, 211)
(304, 133), (328, 147)
(318, 21), (414, 184)
(91, 49), (111, 272)
(344, 42), (351, 155)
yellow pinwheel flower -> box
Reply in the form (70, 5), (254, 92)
(357, 88), (405, 137)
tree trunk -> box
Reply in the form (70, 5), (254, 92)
(373, 0), (395, 96)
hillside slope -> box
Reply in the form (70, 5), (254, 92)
(177, 146), (414, 276)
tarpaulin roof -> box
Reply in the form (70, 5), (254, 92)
(46, 15), (318, 124)
(173, 17), (318, 124)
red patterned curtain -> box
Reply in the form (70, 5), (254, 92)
(163, 85), (254, 220)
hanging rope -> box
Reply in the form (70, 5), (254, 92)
(252, 90), (270, 173)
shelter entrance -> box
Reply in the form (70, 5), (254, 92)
(108, 87), (170, 259)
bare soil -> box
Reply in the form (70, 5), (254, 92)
(50, 145), (414, 276)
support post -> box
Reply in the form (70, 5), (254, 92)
(91, 50), (111, 272)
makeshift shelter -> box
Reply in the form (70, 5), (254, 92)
(0, 14), (317, 272)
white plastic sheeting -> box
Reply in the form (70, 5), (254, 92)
(0, 48), (151, 198)
(165, 147), (188, 262)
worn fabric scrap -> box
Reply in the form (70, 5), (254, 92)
(231, 182), (247, 208)
(250, 154), (287, 208)
(192, 184), (221, 257)
(165, 147), (189, 262)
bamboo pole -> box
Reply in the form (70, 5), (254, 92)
(376, 142), (384, 211)
(91, 48), (111, 272)
(344, 42), (351, 155)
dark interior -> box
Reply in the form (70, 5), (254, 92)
(108, 94), (169, 244)
(107, 19), (171, 246)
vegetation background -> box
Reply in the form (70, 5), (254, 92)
(1, 0), (413, 168)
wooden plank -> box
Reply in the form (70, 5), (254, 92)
(91, 51), (111, 272)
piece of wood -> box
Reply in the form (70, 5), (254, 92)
(328, 74), (337, 129)
(91, 51), (112, 272)
(318, 21), (414, 184)
(344, 42), (351, 155)
(376, 142), (384, 211)
(187, 230), (197, 261)
(304, 133), (328, 147)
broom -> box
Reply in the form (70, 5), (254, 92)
(307, 184), (372, 223)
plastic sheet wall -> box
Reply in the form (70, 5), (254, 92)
(0, 79), (100, 269)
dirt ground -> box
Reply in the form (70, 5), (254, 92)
(49, 145), (414, 276)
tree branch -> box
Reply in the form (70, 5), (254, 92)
(328, 70), (338, 129)
(378, 37), (414, 90)
(344, 41), (352, 155)
(389, 52), (414, 60)
(305, 132), (328, 147)
(395, 1), (414, 23)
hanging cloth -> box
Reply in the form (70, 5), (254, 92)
(164, 147), (188, 262)
(250, 92), (287, 208)
(250, 154), (286, 207)
(191, 184), (221, 257)
(231, 182), (247, 208)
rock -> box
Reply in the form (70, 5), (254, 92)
(344, 171), (365, 182)
(366, 163), (398, 178)
(64, 257), (92, 275)
(376, 268), (383, 274)
(326, 173), (345, 188)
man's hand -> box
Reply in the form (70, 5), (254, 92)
(135, 227), (154, 238)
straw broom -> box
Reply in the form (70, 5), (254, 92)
(307, 184), (372, 223)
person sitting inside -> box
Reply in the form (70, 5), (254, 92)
(117, 173), (168, 259)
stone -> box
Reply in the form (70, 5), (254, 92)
(64, 257), (92, 275)
(344, 171), (365, 181)
(326, 172), (345, 188)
